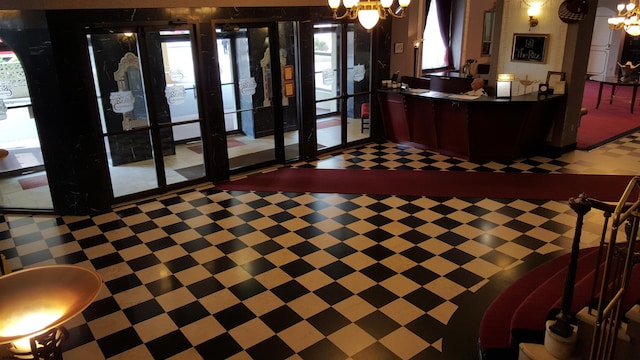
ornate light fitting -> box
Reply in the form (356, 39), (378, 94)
(608, 1), (640, 37)
(328, 0), (411, 30)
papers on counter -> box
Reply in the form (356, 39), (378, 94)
(404, 88), (429, 94)
(448, 94), (480, 100)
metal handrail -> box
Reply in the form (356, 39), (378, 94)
(589, 177), (640, 360)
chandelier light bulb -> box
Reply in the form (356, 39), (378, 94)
(358, 9), (380, 30)
(626, 24), (640, 36)
(344, 0), (358, 8)
(381, 0), (393, 8)
(328, 0), (341, 9)
(399, 0), (411, 8)
(609, 1), (640, 36)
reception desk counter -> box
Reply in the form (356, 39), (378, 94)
(378, 89), (566, 163)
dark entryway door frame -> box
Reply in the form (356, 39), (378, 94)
(212, 20), (289, 174)
(84, 21), (212, 204)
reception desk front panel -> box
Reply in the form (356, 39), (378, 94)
(378, 89), (566, 163)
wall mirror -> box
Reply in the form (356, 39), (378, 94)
(481, 10), (495, 56)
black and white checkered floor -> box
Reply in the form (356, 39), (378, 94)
(2, 133), (640, 359)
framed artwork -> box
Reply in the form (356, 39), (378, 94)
(394, 42), (404, 54)
(553, 81), (566, 95)
(546, 71), (565, 90)
(283, 65), (294, 81)
(284, 82), (295, 97)
(511, 33), (549, 63)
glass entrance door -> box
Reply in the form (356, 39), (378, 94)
(314, 23), (372, 151)
(217, 23), (294, 170)
(87, 26), (205, 199)
(0, 41), (53, 210)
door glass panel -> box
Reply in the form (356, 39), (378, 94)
(88, 32), (157, 197)
(348, 94), (371, 142)
(218, 37), (239, 132)
(148, 29), (204, 185)
(278, 21), (300, 162)
(0, 43), (53, 210)
(315, 100), (341, 149)
(314, 24), (342, 150)
(161, 126), (204, 184)
(88, 27), (205, 199)
(346, 23), (372, 143)
(104, 134), (157, 197)
(217, 26), (276, 171)
(314, 23), (372, 150)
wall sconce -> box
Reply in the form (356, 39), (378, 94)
(413, 39), (423, 77)
(328, 0), (412, 30)
(0, 265), (102, 360)
(527, 4), (541, 28)
(496, 73), (515, 98)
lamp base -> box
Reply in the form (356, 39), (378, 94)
(9, 327), (68, 360)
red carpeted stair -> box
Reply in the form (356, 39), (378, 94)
(478, 251), (581, 359)
(509, 248), (602, 345)
(479, 246), (640, 359)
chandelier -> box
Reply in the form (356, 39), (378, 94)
(608, 1), (640, 37)
(328, 0), (411, 30)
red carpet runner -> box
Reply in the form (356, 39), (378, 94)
(579, 80), (640, 150)
(218, 168), (637, 202)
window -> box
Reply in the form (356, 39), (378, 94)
(422, 0), (448, 70)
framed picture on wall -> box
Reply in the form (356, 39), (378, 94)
(394, 42), (404, 54)
(546, 71), (565, 90)
(284, 82), (295, 97)
(283, 65), (294, 81)
(511, 33), (549, 63)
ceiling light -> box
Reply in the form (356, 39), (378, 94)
(328, 0), (411, 30)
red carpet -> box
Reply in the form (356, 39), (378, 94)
(218, 168), (638, 202)
(317, 117), (341, 129)
(227, 139), (245, 148)
(18, 174), (48, 190)
(578, 80), (640, 150)
(188, 139), (245, 154)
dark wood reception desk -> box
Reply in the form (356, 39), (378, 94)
(378, 88), (566, 163)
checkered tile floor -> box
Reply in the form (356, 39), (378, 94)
(1, 133), (639, 360)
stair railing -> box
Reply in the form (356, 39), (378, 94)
(549, 193), (592, 338)
(547, 194), (617, 338)
(589, 176), (640, 360)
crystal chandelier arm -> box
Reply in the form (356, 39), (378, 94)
(385, 7), (405, 19)
(609, 0), (640, 33)
(383, 0), (411, 19)
(329, 0), (411, 28)
(331, 8), (355, 20)
(617, 1), (638, 17)
(328, 0), (359, 20)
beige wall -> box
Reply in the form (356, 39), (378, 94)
(388, 5), (421, 80)
(496, 0), (568, 96)
(462, 0), (496, 71)
(390, 0), (496, 81)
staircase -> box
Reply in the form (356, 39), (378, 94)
(479, 179), (640, 360)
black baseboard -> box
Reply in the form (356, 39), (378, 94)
(540, 143), (576, 158)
